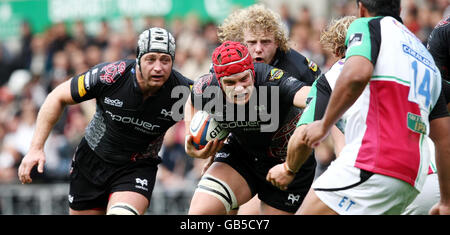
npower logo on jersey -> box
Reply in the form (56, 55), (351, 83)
(105, 111), (160, 131)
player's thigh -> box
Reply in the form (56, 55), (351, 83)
(189, 162), (253, 214)
(296, 188), (338, 215)
(402, 173), (440, 215)
(107, 191), (149, 215)
(236, 195), (261, 215)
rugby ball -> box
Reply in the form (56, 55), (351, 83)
(189, 111), (228, 150)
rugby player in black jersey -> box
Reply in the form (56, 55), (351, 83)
(427, 15), (450, 110)
(18, 27), (193, 215)
(218, 4), (320, 86)
(204, 4), (321, 214)
(184, 41), (315, 215)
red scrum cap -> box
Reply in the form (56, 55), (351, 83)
(212, 41), (255, 83)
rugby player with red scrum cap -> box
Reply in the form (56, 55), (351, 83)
(183, 41), (314, 214)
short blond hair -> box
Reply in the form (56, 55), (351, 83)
(218, 4), (290, 52)
(320, 16), (356, 57)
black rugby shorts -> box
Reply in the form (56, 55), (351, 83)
(214, 141), (316, 213)
(68, 138), (160, 211)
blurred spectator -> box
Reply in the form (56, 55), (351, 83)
(71, 20), (94, 50)
(95, 20), (111, 49)
(14, 21), (33, 70)
(403, 0), (421, 35)
(279, 3), (295, 34)
(45, 22), (71, 73)
(29, 35), (48, 77)
(180, 38), (211, 80)
(290, 22), (313, 59)
(85, 44), (102, 67)
(0, 45), (13, 86)
(202, 22), (221, 56)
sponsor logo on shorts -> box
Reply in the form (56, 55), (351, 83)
(161, 109), (173, 117)
(215, 152), (230, 159)
(135, 178), (149, 191)
(68, 195), (74, 203)
(287, 193), (300, 205)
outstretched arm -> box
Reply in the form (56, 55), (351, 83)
(266, 125), (312, 190)
(18, 80), (76, 184)
(293, 86), (311, 108)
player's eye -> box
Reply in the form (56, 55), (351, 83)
(223, 80), (234, 86)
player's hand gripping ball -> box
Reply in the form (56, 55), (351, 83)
(189, 111), (229, 150)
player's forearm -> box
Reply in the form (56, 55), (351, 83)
(286, 127), (313, 173)
(330, 125), (345, 158)
(293, 86), (311, 108)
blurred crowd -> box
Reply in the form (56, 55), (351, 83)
(0, 0), (448, 189)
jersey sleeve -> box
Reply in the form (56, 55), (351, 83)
(345, 17), (382, 65)
(190, 73), (221, 111)
(70, 60), (129, 103)
(443, 79), (450, 104)
(429, 88), (450, 121)
(70, 64), (104, 103)
(297, 74), (331, 126)
(301, 56), (321, 85)
(427, 22), (450, 81)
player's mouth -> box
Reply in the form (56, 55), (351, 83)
(234, 92), (249, 101)
(151, 75), (164, 81)
(254, 57), (264, 63)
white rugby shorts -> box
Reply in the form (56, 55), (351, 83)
(312, 156), (419, 215)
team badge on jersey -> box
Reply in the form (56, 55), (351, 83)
(269, 68), (284, 81)
(348, 33), (363, 49)
(306, 58), (318, 72)
(100, 61), (126, 84)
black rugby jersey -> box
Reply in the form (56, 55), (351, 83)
(70, 59), (193, 164)
(428, 16), (450, 82)
(191, 63), (307, 163)
(427, 16), (450, 103)
(271, 48), (321, 86)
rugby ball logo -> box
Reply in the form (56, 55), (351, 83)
(189, 111), (229, 150)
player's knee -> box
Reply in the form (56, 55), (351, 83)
(191, 174), (239, 214)
(107, 203), (140, 215)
